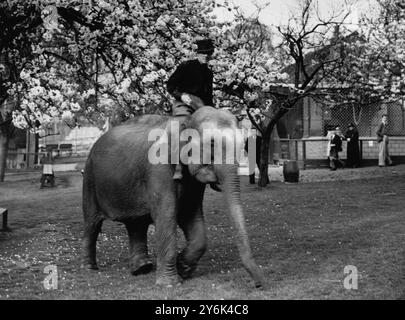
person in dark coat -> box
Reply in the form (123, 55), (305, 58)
(243, 112), (265, 184)
(329, 126), (345, 170)
(167, 39), (214, 117)
(345, 123), (360, 168)
(166, 39), (216, 183)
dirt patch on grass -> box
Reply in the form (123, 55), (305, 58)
(1, 167), (405, 299)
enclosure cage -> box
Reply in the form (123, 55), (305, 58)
(321, 99), (405, 137)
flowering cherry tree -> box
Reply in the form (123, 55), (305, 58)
(327, 0), (405, 107)
(1, 0), (222, 180)
(214, 0), (353, 186)
(2, 0), (286, 183)
(2, 0), (402, 187)
(0, 1), (44, 181)
(11, 0), (223, 125)
(0, 0), (352, 186)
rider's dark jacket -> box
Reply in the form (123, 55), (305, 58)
(167, 59), (213, 114)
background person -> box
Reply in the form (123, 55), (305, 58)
(328, 126), (344, 171)
(242, 111), (265, 184)
(376, 114), (393, 167)
(345, 123), (360, 168)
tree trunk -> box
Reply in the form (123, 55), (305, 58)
(258, 107), (289, 187)
(258, 123), (273, 187)
(0, 122), (10, 182)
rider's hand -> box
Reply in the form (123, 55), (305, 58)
(181, 93), (192, 105)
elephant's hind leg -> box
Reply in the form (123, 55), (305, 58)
(125, 217), (153, 275)
(82, 215), (103, 270)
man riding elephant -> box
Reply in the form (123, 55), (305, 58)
(81, 38), (264, 288)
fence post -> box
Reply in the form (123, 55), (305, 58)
(1, 208), (10, 232)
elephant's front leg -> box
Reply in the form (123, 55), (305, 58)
(154, 195), (181, 286)
(177, 208), (207, 279)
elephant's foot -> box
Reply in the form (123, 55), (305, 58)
(129, 257), (153, 276)
(177, 255), (197, 279)
(156, 274), (182, 287)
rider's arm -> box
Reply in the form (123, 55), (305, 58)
(167, 62), (188, 101)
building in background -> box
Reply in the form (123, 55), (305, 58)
(273, 30), (405, 168)
(274, 95), (405, 168)
(37, 121), (103, 156)
(6, 120), (104, 170)
(6, 126), (37, 169)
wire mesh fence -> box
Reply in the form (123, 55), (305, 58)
(321, 99), (405, 137)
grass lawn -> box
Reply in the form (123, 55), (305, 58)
(0, 167), (404, 299)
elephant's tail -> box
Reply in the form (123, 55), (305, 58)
(82, 156), (100, 220)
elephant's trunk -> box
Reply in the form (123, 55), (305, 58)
(217, 164), (264, 288)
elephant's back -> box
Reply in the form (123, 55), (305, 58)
(96, 114), (167, 145)
(84, 114), (169, 218)
(90, 114), (168, 161)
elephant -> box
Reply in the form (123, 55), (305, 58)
(82, 106), (263, 288)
